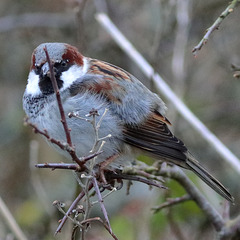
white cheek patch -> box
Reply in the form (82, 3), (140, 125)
(61, 65), (85, 90)
(26, 58), (88, 95)
(26, 71), (41, 95)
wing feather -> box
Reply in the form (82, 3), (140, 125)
(123, 112), (188, 166)
(123, 112), (234, 202)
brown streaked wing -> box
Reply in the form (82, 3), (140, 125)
(88, 59), (133, 82)
(69, 59), (134, 104)
(123, 112), (188, 165)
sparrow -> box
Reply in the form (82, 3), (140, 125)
(23, 42), (233, 202)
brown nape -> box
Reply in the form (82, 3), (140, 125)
(62, 44), (84, 66)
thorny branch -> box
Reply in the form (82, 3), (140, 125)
(192, 0), (240, 55)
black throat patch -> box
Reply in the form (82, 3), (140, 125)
(38, 75), (63, 95)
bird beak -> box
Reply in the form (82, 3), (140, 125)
(41, 62), (50, 77)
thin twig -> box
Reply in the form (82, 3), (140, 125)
(71, 224), (79, 240)
(91, 187), (117, 205)
(43, 47), (72, 146)
(55, 182), (93, 235)
(192, 0), (240, 55)
(95, 12), (240, 174)
(117, 163), (226, 232)
(43, 47), (88, 167)
(77, 176), (92, 240)
(92, 177), (112, 233)
(53, 200), (80, 226)
(107, 172), (167, 190)
(35, 151), (103, 171)
(81, 217), (119, 240)
(158, 165), (225, 232)
(152, 194), (192, 213)
(25, 118), (85, 168)
(36, 163), (80, 171)
(123, 165), (165, 183)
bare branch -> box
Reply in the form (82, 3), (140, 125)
(158, 165), (225, 231)
(192, 0), (240, 55)
(81, 217), (119, 240)
(55, 182), (93, 235)
(35, 151), (103, 171)
(152, 194), (192, 213)
(92, 177), (112, 233)
(36, 163), (80, 171)
(25, 118), (85, 168)
(43, 47), (72, 147)
(95, 12), (240, 174)
(107, 172), (167, 190)
(117, 163), (227, 232)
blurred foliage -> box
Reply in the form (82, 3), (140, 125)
(0, 0), (240, 239)
(111, 215), (135, 240)
(15, 197), (44, 228)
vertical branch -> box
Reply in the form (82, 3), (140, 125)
(43, 47), (84, 166)
(43, 47), (72, 147)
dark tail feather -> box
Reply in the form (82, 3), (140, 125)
(186, 154), (234, 203)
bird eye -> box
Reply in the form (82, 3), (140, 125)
(61, 59), (69, 68)
(34, 64), (41, 75)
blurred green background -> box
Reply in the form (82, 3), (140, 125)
(0, 0), (240, 239)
